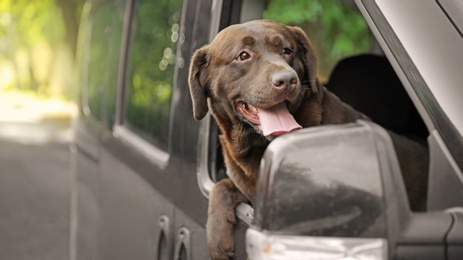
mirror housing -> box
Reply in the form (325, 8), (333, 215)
(249, 120), (454, 259)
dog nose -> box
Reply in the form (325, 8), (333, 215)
(272, 71), (298, 90)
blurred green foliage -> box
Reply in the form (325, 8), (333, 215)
(125, 0), (182, 148)
(0, 0), (63, 44)
(264, 0), (372, 81)
(0, 0), (81, 98)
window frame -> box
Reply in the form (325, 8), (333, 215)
(195, 0), (264, 198)
(114, 0), (184, 169)
(357, 0), (463, 172)
(357, 0), (463, 212)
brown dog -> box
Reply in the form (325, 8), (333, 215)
(189, 20), (426, 259)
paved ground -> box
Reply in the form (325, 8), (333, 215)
(0, 92), (74, 260)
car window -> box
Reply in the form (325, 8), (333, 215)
(83, 0), (125, 127)
(202, 0), (430, 214)
(124, 0), (183, 151)
(207, 0), (378, 184)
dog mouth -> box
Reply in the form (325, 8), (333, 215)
(235, 100), (302, 137)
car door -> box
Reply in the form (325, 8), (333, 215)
(72, 0), (215, 259)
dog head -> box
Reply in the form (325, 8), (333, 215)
(189, 20), (319, 138)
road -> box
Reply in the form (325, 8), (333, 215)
(0, 93), (73, 260)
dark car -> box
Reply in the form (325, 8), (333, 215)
(71, 0), (463, 259)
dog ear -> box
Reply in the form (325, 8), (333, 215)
(290, 26), (319, 94)
(188, 46), (209, 120)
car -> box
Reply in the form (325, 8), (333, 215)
(70, 0), (463, 259)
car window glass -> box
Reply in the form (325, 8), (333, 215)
(84, 0), (125, 127)
(124, 0), (183, 150)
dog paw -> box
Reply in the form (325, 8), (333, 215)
(208, 239), (235, 259)
(206, 179), (249, 259)
(207, 213), (235, 260)
(209, 245), (234, 260)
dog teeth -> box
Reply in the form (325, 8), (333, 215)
(244, 102), (257, 114)
(238, 101), (258, 114)
(249, 105), (258, 114)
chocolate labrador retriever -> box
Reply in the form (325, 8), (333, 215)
(189, 20), (427, 259)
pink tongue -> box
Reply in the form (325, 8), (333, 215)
(258, 103), (302, 137)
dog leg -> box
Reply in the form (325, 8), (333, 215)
(219, 135), (258, 203)
(207, 179), (248, 260)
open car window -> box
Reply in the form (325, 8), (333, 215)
(199, 0), (428, 193)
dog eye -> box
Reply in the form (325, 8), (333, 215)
(236, 51), (251, 61)
(282, 48), (293, 55)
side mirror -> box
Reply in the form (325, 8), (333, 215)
(247, 120), (456, 259)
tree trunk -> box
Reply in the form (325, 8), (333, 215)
(55, 0), (81, 59)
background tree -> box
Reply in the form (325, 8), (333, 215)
(0, 0), (83, 97)
(55, 0), (82, 58)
